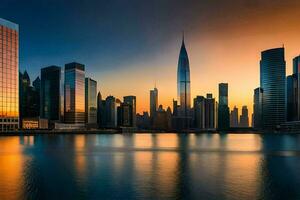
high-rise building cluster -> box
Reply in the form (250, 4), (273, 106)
(0, 18), (137, 131)
(5, 17), (289, 133)
(136, 37), (250, 131)
(18, 61), (137, 130)
(253, 47), (300, 131)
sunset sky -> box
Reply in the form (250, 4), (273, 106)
(1, 0), (300, 118)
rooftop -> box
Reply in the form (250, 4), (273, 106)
(0, 18), (18, 31)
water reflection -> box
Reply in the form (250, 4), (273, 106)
(0, 134), (299, 199)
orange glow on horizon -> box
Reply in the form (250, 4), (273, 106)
(87, 3), (300, 126)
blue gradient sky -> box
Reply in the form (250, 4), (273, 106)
(2, 0), (300, 116)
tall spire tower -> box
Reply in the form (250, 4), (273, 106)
(177, 33), (191, 123)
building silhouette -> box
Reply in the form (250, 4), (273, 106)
(204, 93), (215, 129)
(193, 96), (205, 129)
(0, 18), (19, 131)
(230, 106), (238, 127)
(103, 96), (120, 128)
(136, 112), (150, 129)
(40, 66), (62, 122)
(218, 83), (230, 130)
(150, 87), (158, 123)
(85, 77), (97, 126)
(123, 96), (136, 127)
(239, 105), (249, 127)
(176, 35), (192, 129)
(19, 71), (40, 121)
(260, 48), (286, 130)
(97, 91), (104, 127)
(253, 87), (263, 129)
(153, 105), (172, 130)
(193, 94), (216, 130)
(287, 55), (300, 121)
(64, 62), (85, 124)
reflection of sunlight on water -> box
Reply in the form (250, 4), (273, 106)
(225, 134), (262, 151)
(113, 135), (124, 147)
(0, 134), (299, 199)
(156, 134), (178, 148)
(0, 137), (26, 200)
(75, 135), (85, 149)
(189, 152), (262, 199)
(134, 151), (179, 199)
(75, 155), (87, 184)
(134, 134), (153, 148)
(23, 136), (34, 146)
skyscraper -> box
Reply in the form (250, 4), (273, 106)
(117, 100), (135, 128)
(40, 66), (62, 121)
(218, 83), (230, 130)
(64, 62), (85, 124)
(177, 35), (191, 128)
(193, 96), (205, 129)
(230, 106), (239, 127)
(97, 91), (103, 127)
(85, 77), (97, 126)
(260, 47), (286, 130)
(103, 96), (119, 128)
(204, 93), (215, 129)
(0, 18), (19, 131)
(123, 96), (136, 127)
(150, 87), (158, 119)
(19, 70), (30, 120)
(253, 87), (263, 129)
(239, 106), (249, 127)
(287, 55), (300, 121)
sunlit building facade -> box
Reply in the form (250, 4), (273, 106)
(0, 18), (19, 131)
(85, 77), (97, 125)
(64, 62), (85, 124)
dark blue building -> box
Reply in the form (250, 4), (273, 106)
(260, 47), (286, 130)
(218, 83), (230, 130)
(40, 66), (62, 121)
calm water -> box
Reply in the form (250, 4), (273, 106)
(0, 133), (300, 200)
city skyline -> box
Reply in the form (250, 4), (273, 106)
(3, 1), (300, 119)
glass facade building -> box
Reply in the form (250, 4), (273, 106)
(64, 62), (85, 124)
(260, 47), (286, 130)
(286, 55), (300, 121)
(175, 36), (192, 130)
(85, 77), (97, 124)
(253, 87), (263, 129)
(0, 18), (19, 131)
(177, 37), (191, 117)
(40, 66), (62, 121)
